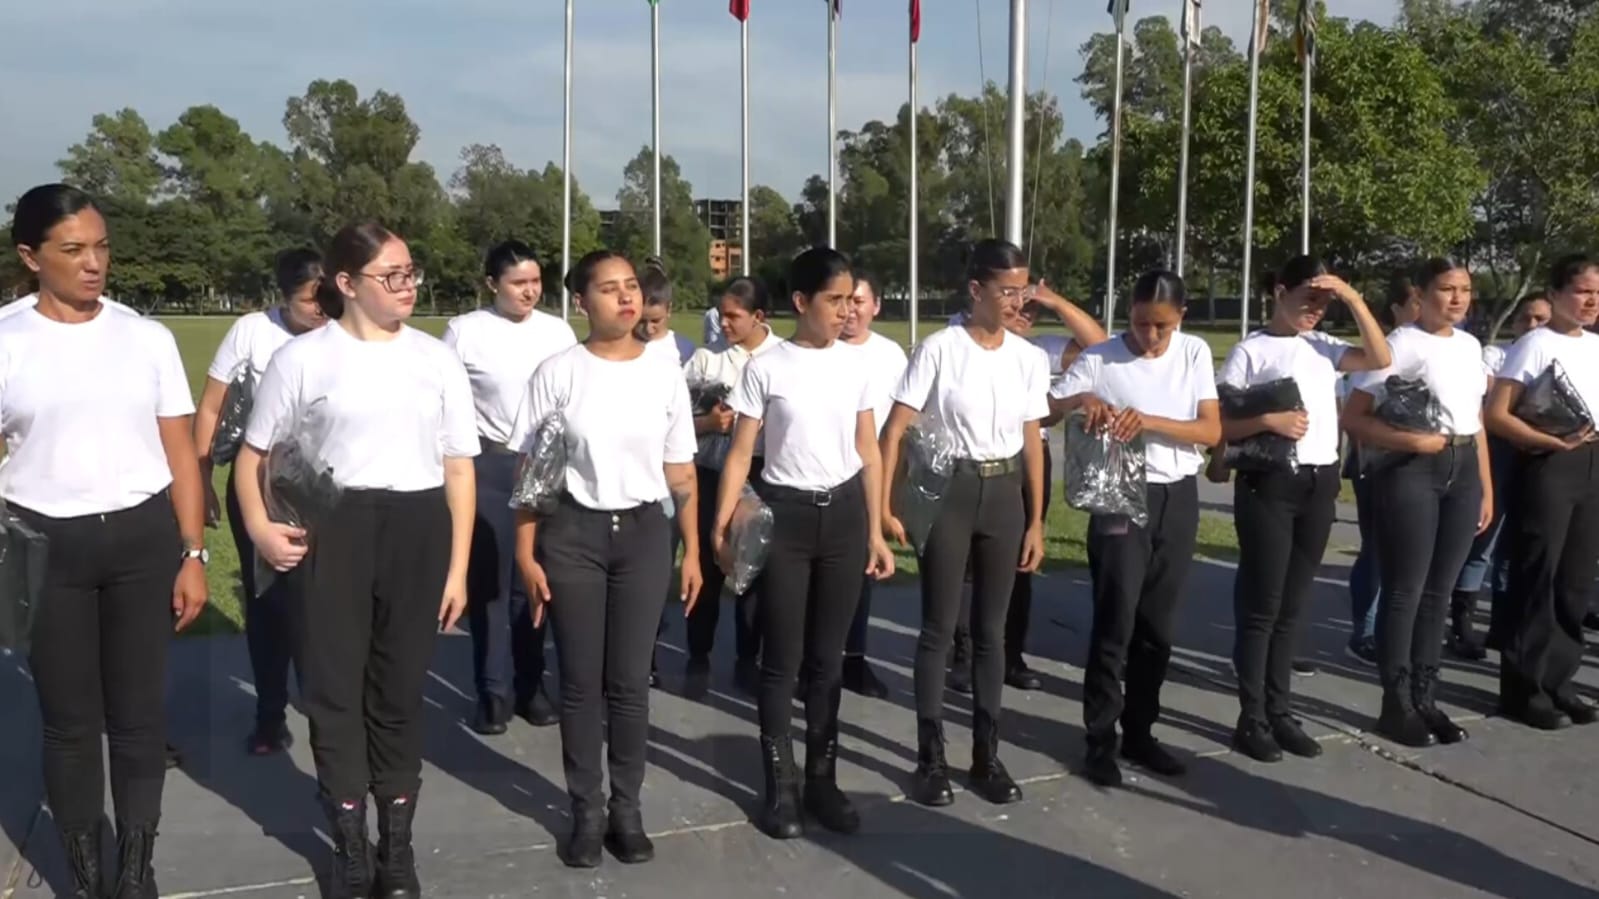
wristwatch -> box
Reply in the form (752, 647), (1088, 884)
(181, 546), (210, 566)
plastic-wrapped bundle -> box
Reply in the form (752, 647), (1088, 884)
(210, 363), (256, 466)
(1218, 378), (1303, 474)
(1361, 376), (1445, 472)
(1064, 413), (1149, 528)
(0, 506), (48, 654)
(689, 380), (733, 470)
(1514, 360), (1594, 439)
(893, 420), (959, 555)
(254, 405), (343, 597)
(509, 413), (568, 516)
(724, 484), (774, 595)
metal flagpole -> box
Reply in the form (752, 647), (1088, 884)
(562, 0), (574, 321)
(740, 15), (751, 276)
(1004, 0), (1027, 245)
(1175, 0), (1198, 277)
(909, 0), (921, 344)
(1241, 0), (1265, 339)
(1105, 1), (1127, 332)
(827, 1), (839, 247)
(1299, 5), (1312, 254)
(652, 0), (662, 257)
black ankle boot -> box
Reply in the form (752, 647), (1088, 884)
(321, 796), (372, 898)
(61, 824), (102, 899)
(759, 735), (804, 839)
(1447, 594), (1487, 661)
(804, 731), (861, 834)
(562, 809), (606, 869)
(1377, 669), (1437, 748)
(969, 712), (1023, 804)
(111, 820), (158, 899)
(604, 808), (655, 863)
(1411, 665), (1468, 744)
(910, 718), (954, 806)
(373, 794), (421, 898)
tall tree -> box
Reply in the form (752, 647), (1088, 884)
(610, 147), (712, 302)
(157, 105), (275, 303)
(57, 109), (163, 204)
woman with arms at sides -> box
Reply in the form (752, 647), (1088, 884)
(1048, 271), (1219, 787)
(714, 248), (895, 839)
(513, 251), (702, 868)
(1343, 258), (1491, 748)
(192, 247), (326, 756)
(1484, 253), (1599, 731)
(879, 238), (1049, 808)
(680, 278), (782, 691)
(1217, 255), (1390, 764)
(443, 240), (574, 734)
(1, 184), (207, 898)
(236, 222), (477, 899)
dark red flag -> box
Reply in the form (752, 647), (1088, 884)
(911, 0), (920, 42)
(729, 0), (749, 21)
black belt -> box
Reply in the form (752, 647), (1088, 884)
(1443, 434), (1476, 447)
(760, 474), (862, 507)
(479, 437), (518, 456)
(953, 455), (1021, 478)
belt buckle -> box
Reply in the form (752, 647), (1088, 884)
(811, 490), (833, 507)
(977, 459), (1005, 478)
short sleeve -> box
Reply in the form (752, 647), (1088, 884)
(244, 349), (298, 450)
(728, 357), (768, 420)
(1052, 350), (1098, 400)
(438, 352), (481, 458)
(206, 315), (252, 381)
(1482, 345), (1505, 377)
(1350, 330), (1414, 398)
(891, 340), (939, 411)
(556, 320), (579, 349)
(441, 317), (463, 352)
(1192, 341), (1220, 401)
(857, 373), (874, 413)
(507, 356), (566, 453)
(683, 347), (715, 384)
(1497, 334), (1546, 387)
(1216, 343), (1250, 389)
(1310, 331), (1351, 368)
(664, 375), (697, 464)
(151, 325), (196, 418)
(1022, 348), (1050, 422)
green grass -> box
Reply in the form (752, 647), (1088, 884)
(163, 312), (1253, 634)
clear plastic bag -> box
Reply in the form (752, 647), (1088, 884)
(1064, 413), (1149, 528)
(1361, 376), (1444, 472)
(893, 419), (959, 555)
(690, 380), (733, 470)
(724, 484), (774, 595)
(254, 402), (343, 597)
(210, 363), (256, 466)
(1514, 360), (1594, 439)
(0, 504), (49, 655)
(1219, 378), (1303, 474)
(509, 413), (568, 516)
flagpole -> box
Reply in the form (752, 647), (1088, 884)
(1300, 47), (1311, 254)
(1004, 0), (1027, 245)
(651, 0), (662, 258)
(740, 15), (751, 276)
(561, 0), (574, 321)
(909, 8), (920, 345)
(827, 2), (838, 247)
(1241, 1), (1264, 340)
(1175, 11), (1196, 277)
(1105, 15), (1126, 332)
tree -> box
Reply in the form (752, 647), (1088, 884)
(58, 109), (163, 204)
(610, 147), (712, 303)
(747, 184), (805, 294)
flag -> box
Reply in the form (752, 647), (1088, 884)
(1108, 0), (1130, 33)
(1253, 0), (1271, 55)
(1180, 0), (1201, 48)
(1295, 0), (1317, 65)
(826, 0), (841, 14)
(910, 0), (921, 42)
(729, 0), (748, 20)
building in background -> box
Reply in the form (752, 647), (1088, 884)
(593, 198), (744, 279)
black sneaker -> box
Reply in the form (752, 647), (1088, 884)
(1343, 639), (1378, 667)
(246, 720), (295, 755)
(1292, 660), (1317, 677)
(1004, 660), (1043, 691)
(1120, 737), (1187, 777)
(516, 683), (560, 728)
(1082, 744), (1122, 788)
(1232, 719), (1283, 763)
(1269, 716), (1323, 758)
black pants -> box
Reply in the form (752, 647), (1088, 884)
(226, 468), (299, 730)
(1371, 445), (1482, 683)
(1083, 478), (1199, 747)
(297, 488), (451, 801)
(466, 449), (546, 706)
(1501, 443), (1599, 712)
(952, 448), (1051, 665)
(537, 497), (672, 818)
(914, 464), (1025, 723)
(1232, 464), (1339, 723)
(686, 462), (762, 662)
(754, 477), (868, 739)
(18, 492), (180, 831)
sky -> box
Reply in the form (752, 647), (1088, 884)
(1, 0), (1400, 211)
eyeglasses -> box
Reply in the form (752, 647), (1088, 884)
(361, 268), (425, 292)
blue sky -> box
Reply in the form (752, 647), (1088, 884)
(1, 0), (1398, 210)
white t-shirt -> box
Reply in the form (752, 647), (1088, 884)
(1217, 329), (1349, 466)
(730, 341), (873, 491)
(509, 344), (696, 511)
(1350, 324), (1486, 436)
(1053, 332), (1218, 484)
(1497, 327), (1599, 416)
(1482, 344), (1507, 377)
(0, 306), (194, 517)
(892, 325), (1051, 461)
(206, 307), (305, 384)
(683, 326), (781, 462)
(0, 294), (137, 321)
(443, 307), (577, 446)
(842, 331), (909, 437)
(245, 323), (480, 492)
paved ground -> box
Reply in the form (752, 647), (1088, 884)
(4, 484), (1597, 898)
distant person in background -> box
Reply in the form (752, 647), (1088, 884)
(193, 247), (327, 756)
(638, 260), (695, 365)
(443, 240), (575, 735)
(702, 304), (727, 352)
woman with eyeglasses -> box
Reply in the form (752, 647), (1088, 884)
(235, 222), (478, 899)
(879, 238), (1049, 809)
(443, 240), (574, 735)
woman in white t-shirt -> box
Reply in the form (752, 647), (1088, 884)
(1049, 271), (1218, 788)
(1217, 255), (1390, 765)
(1, 184), (207, 897)
(443, 240), (576, 736)
(880, 238), (1049, 809)
(1344, 258), (1492, 748)
(1485, 253), (1599, 730)
(512, 250), (701, 869)
(192, 247), (325, 757)
(637, 261), (695, 365)
(715, 248), (895, 840)
(236, 222), (478, 899)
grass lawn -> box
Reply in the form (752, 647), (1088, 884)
(162, 312), (1254, 635)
